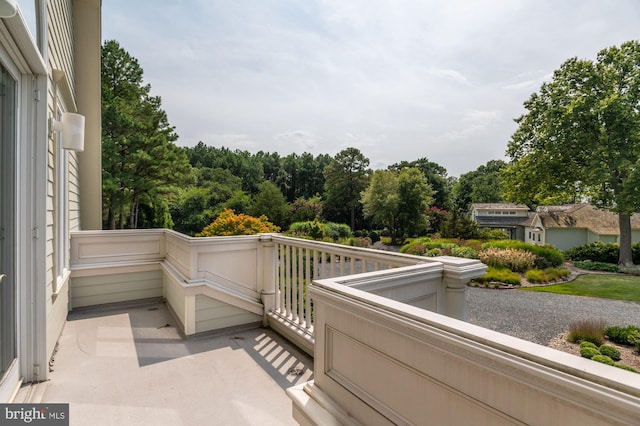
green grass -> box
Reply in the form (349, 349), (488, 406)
(519, 274), (640, 302)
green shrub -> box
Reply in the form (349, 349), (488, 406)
(479, 229), (509, 240)
(579, 341), (598, 350)
(478, 248), (536, 272)
(463, 239), (484, 251)
(525, 267), (571, 283)
(349, 237), (372, 248)
(426, 248), (443, 257)
(591, 354), (615, 366)
(565, 241), (619, 264)
(288, 220), (325, 239)
(579, 346), (600, 359)
(323, 222), (352, 240)
(565, 241), (640, 264)
(615, 364), (639, 373)
(573, 260), (619, 273)
(401, 237), (432, 254)
(524, 269), (546, 283)
(598, 345), (621, 361)
(482, 240), (564, 267)
(401, 238), (461, 256)
(404, 243), (427, 256)
(605, 325), (640, 346)
(450, 246), (478, 259)
(568, 318), (606, 346)
(472, 267), (521, 286)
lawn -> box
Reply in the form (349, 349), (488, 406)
(520, 274), (640, 302)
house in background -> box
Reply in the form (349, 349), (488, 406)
(471, 203), (640, 250)
(0, 0), (101, 401)
(470, 203), (532, 240)
(529, 204), (640, 251)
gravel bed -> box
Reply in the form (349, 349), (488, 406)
(465, 287), (640, 345)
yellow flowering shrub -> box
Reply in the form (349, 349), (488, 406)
(196, 208), (280, 237)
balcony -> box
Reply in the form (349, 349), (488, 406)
(29, 230), (640, 424)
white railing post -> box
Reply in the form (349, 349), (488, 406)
(259, 235), (277, 327)
(438, 256), (488, 321)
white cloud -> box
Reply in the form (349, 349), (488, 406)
(273, 131), (322, 153)
(443, 110), (502, 141)
(102, 0), (640, 177)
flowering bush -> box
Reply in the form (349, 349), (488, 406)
(196, 208), (279, 237)
(478, 248), (536, 272)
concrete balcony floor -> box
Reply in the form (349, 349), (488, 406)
(36, 300), (313, 426)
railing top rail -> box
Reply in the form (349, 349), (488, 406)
(271, 234), (429, 266)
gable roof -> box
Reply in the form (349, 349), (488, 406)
(536, 204), (640, 235)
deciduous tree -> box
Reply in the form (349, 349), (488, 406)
(361, 168), (433, 244)
(505, 41), (640, 265)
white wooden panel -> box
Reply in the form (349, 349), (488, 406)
(194, 295), (261, 334)
(197, 248), (258, 292)
(303, 280), (640, 426)
(71, 270), (162, 308)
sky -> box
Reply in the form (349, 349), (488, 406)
(102, 0), (640, 177)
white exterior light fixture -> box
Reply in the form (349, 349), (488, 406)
(51, 112), (85, 151)
(0, 0), (17, 18)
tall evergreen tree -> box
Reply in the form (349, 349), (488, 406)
(101, 40), (192, 229)
(323, 147), (370, 230)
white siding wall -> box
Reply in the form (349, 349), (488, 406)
(46, 0), (77, 363)
(71, 270), (163, 308)
(195, 295), (261, 333)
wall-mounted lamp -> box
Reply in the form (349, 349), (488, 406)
(0, 0), (17, 18)
(50, 112), (85, 152)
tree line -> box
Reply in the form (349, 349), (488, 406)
(101, 40), (506, 239)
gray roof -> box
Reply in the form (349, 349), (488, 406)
(472, 203), (530, 210)
(537, 204), (640, 234)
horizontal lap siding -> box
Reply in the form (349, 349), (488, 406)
(195, 295), (261, 334)
(71, 270), (163, 308)
(46, 0), (75, 364)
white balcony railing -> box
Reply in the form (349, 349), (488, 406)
(70, 230), (485, 353)
(69, 230), (640, 425)
(268, 235), (485, 354)
(288, 275), (640, 425)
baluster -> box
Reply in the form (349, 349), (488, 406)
(292, 246), (298, 321)
(330, 253), (336, 277)
(298, 247), (305, 325)
(306, 249), (314, 329)
(276, 243), (283, 312)
(285, 244), (292, 317)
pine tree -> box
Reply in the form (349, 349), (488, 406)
(101, 40), (192, 229)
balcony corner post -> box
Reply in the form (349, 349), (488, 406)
(438, 257), (487, 321)
(444, 278), (467, 321)
(260, 234), (277, 327)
